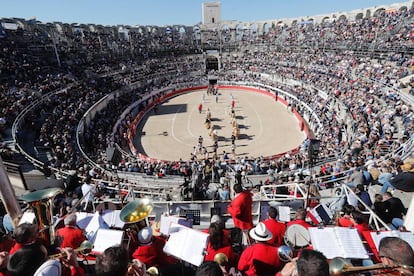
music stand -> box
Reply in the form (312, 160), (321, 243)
(179, 209), (200, 225)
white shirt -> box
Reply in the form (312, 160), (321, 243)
(81, 182), (96, 204)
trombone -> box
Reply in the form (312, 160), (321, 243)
(329, 257), (414, 275)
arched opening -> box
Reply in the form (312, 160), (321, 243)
(205, 56), (219, 72)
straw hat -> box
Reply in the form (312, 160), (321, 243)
(249, 222), (272, 242)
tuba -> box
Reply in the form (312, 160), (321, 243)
(20, 187), (63, 247)
(119, 198), (154, 223)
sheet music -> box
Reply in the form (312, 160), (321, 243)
(278, 206), (291, 222)
(309, 227), (368, 259)
(160, 215), (181, 235)
(76, 212), (94, 229)
(163, 223), (209, 266)
(308, 227), (339, 259)
(93, 229), (124, 254)
(101, 210), (125, 228)
(334, 227), (369, 259)
(85, 212), (109, 243)
(399, 232), (414, 250)
(371, 231), (414, 251)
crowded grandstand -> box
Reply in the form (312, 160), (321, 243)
(0, 1), (414, 275)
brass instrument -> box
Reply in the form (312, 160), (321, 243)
(146, 266), (159, 276)
(329, 257), (414, 275)
(48, 240), (93, 259)
(119, 198), (154, 223)
(128, 259), (158, 276)
(278, 245), (294, 262)
(20, 187), (63, 246)
(214, 252), (229, 266)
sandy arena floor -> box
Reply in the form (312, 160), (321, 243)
(133, 88), (307, 161)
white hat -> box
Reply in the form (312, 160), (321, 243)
(137, 227), (153, 245)
(249, 222), (272, 242)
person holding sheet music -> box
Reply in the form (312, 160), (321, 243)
(131, 227), (177, 270)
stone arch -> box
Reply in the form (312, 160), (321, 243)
(355, 13), (364, 21)
(235, 23), (244, 41)
(373, 8), (386, 17)
(205, 55), (219, 72)
(263, 22), (270, 35)
(399, 6), (408, 13)
(249, 23), (257, 39)
(193, 25), (201, 41)
(338, 14), (347, 22)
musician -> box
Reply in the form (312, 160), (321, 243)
(203, 215), (231, 246)
(337, 204), (355, 227)
(55, 214), (87, 249)
(196, 261), (224, 276)
(131, 227), (177, 269)
(379, 237), (414, 267)
(7, 242), (84, 276)
(95, 246), (145, 276)
(350, 210), (370, 235)
(9, 223), (39, 255)
(0, 251), (8, 276)
(262, 206), (286, 246)
(277, 249), (329, 276)
(227, 183), (253, 232)
(286, 208), (310, 229)
(238, 222), (282, 276)
(34, 248), (84, 276)
(204, 222), (237, 270)
(0, 229), (15, 253)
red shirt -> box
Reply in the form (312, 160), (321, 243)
(287, 219), (311, 229)
(56, 226), (87, 249)
(262, 219), (286, 246)
(9, 243), (23, 255)
(204, 243), (237, 267)
(0, 239), (15, 253)
(353, 223), (370, 236)
(238, 243), (282, 276)
(227, 191), (253, 230)
(132, 237), (177, 268)
(338, 215), (353, 228)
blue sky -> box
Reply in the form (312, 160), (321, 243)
(0, 0), (407, 26)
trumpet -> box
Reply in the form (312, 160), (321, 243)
(128, 259), (158, 276)
(48, 240), (94, 259)
(329, 257), (414, 275)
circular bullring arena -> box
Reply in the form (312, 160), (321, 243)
(134, 87), (307, 161)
